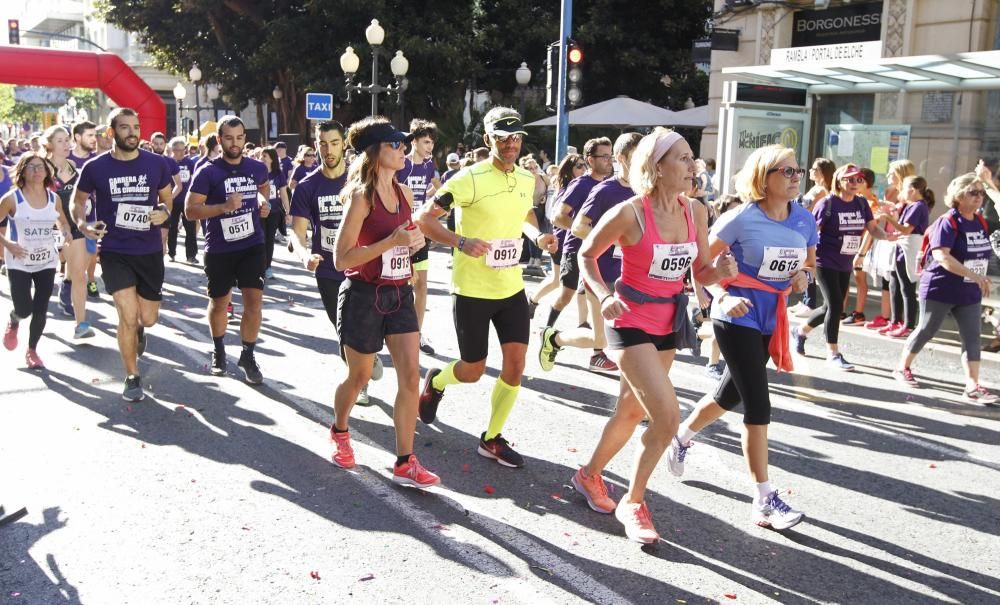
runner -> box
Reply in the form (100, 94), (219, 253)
(1, 153), (72, 368)
(185, 116), (271, 385)
(666, 144), (816, 531)
(71, 108), (174, 401)
(289, 121), (383, 406)
(275, 141), (293, 184)
(878, 176), (933, 339)
(541, 138), (613, 335)
(844, 168), (886, 326)
(328, 116), (440, 488)
(528, 153), (584, 315)
(441, 152), (461, 184)
(538, 133), (642, 374)
(259, 146), (290, 279)
(165, 136), (199, 264)
(569, 128), (735, 543)
(151, 132), (184, 255)
(788, 157), (834, 318)
(792, 164), (887, 370)
(69, 121), (97, 170)
(416, 107), (557, 468)
(288, 146), (318, 190)
(194, 134), (220, 172)
(893, 172), (997, 403)
(395, 119), (441, 355)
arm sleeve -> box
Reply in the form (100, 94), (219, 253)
(811, 196), (828, 228)
(929, 216), (956, 251)
(76, 162), (96, 195)
(157, 157), (173, 190)
(189, 166), (212, 196)
(289, 181), (310, 219)
(710, 207), (742, 246)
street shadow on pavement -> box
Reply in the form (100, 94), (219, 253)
(0, 507), (83, 604)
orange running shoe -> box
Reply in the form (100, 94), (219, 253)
(615, 499), (659, 544)
(392, 455), (441, 488)
(330, 430), (356, 469)
(571, 467), (615, 513)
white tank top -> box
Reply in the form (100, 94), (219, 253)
(4, 189), (60, 273)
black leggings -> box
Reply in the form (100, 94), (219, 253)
(317, 275), (345, 361)
(806, 267), (851, 344)
(7, 268), (56, 349)
(712, 320), (773, 425)
(167, 202), (198, 259)
(264, 207), (285, 269)
(889, 256), (917, 328)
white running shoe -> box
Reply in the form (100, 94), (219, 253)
(752, 490), (804, 530)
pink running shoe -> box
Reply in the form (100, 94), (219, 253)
(3, 320), (18, 351)
(25, 348), (43, 370)
(865, 316), (889, 330)
(878, 321), (901, 335)
(615, 500), (659, 544)
(392, 455), (441, 488)
(330, 430), (356, 469)
(888, 325), (911, 339)
(571, 467), (615, 513)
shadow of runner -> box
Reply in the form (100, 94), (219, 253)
(0, 507), (82, 604)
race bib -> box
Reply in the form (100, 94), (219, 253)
(179, 167), (191, 184)
(841, 234), (861, 255)
(320, 226), (336, 253)
(485, 238), (522, 269)
(220, 213), (254, 242)
(758, 246), (806, 281)
(24, 245), (56, 268)
(115, 203), (152, 231)
(648, 242), (696, 281)
(964, 258), (988, 283)
(612, 245), (623, 259)
(381, 245), (412, 280)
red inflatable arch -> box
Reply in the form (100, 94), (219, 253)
(0, 46), (167, 136)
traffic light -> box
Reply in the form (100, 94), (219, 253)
(566, 41), (583, 107)
(8, 19), (19, 45)
(545, 42), (560, 111)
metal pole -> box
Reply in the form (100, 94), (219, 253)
(176, 100), (183, 139)
(371, 47), (379, 117)
(555, 0), (572, 162)
(194, 84), (202, 140)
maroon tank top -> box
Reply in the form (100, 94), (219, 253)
(345, 181), (413, 285)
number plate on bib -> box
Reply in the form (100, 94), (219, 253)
(964, 258), (988, 282)
(486, 239), (522, 269)
(320, 226), (336, 253)
(381, 246), (412, 280)
(648, 242), (696, 281)
(24, 246), (55, 268)
(220, 213), (253, 242)
(840, 234), (861, 255)
(115, 203), (151, 231)
(757, 246), (805, 281)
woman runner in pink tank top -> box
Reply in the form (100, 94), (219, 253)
(569, 128), (737, 544)
(330, 117), (441, 489)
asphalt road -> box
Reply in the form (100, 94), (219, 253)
(2, 241), (998, 605)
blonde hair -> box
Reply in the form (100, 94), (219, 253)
(40, 124), (70, 155)
(831, 163), (861, 198)
(887, 159), (916, 187)
(734, 144), (795, 202)
(944, 172), (983, 209)
(629, 127), (684, 196)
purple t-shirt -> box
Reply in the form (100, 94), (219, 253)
(812, 194), (873, 272)
(267, 171), (288, 204)
(280, 156), (294, 182)
(441, 168), (459, 184)
(396, 157), (439, 206)
(919, 210), (992, 305)
(75, 150), (173, 255)
(556, 174), (603, 255)
(577, 178), (634, 284)
(291, 163), (317, 184)
(69, 151), (96, 170)
(189, 156), (269, 254)
(895, 200), (930, 262)
(289, 169), (348, 281)
(174, 155), (196, 201)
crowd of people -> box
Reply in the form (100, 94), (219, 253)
(1, 104), (998, 544)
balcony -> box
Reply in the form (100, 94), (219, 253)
(21, 0), (85, 34)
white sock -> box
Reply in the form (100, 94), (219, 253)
(755, 481), (774, 503)
(678, 428), (698, 446)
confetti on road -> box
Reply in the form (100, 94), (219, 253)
(310, 570), (321, 580)
(484, 484), (495, 495)
(358, 573), (375, 582)
(567, 447), (577, 452)
(723, 592), (737, 599)
(929, 463), (937, 468)
(461, 464), (471, 473)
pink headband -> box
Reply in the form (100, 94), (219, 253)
(652, 131), (684, 164)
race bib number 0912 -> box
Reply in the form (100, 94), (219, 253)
(486, 239), (522, 269)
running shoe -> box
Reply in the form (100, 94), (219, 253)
(878, 321), (902, 335)
(3, 320), (18, 351)
(752, 490), (804, 530)
(275, 233), (287, 245)
(842, 311), (866, 325)
(615, 500), (659, 544)
(893, 367), (919, 388)
(122, 374), (145, 402)
(666, 436), (692, 477)
(238, 351), (264, 385)
(210, 350), (227, 376)
(787, 301), (807, 316)
(588, 351), (618, 373)
(888, 325), (911, 339)
(792, 304), (814, 318)
(371, 355), (384, 381)
(839, 312), (848, 321)
(25, 349), (44, 370)
(168, 254), (176, 262)
(477, 432), (524, 468)
(865, 316), (889, 330)
(705, 362), (725, 380)
(392, 454), (441, 488)
(527, 300), (538, 319)
(963, 384), (999, 405)
(227, 303), (235, 319)
(538, 326), (561, 371)
(791, 326), (806, 356)
(571, 467), (615, 513)
(419, 368), (444, 424)
(187, 256), (199, 265)
(59, 281), (74, 317)
(87, 281), (99, 299)
(355, 384), (371, 406)
(330, 430), (355, 469)
(264, 267), (274, 279)
(827, 353), (855, 372)
(73, 321), (95, 339)
(136, 328), (147, 357)
(0, 263), (5, 276)
(419, 335), (435, 355)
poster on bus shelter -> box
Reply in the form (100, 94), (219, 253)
(724, 108), (809, 194)
(824, 124), (911, 196)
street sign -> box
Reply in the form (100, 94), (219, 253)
(305, 92), (333, 121)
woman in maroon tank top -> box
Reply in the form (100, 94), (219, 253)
(328, 117), (440, 488)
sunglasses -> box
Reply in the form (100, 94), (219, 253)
(24, 164), (47, 172)
(574, 163), (586, 169)
(383, 141), (405, 150)
(767, 167), (806, 178)
(840, 176), (865, 184)
(493, 134), (523, 144)
(965, 189), (986, 198)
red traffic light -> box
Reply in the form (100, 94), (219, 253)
(568, 47), (583, 64)
(8, 19), (19, 30)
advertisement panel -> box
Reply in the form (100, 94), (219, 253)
(792, 1), (883, 47)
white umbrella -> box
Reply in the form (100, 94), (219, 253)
(667, 104), (710, 128)
(524, 95), (679, 128)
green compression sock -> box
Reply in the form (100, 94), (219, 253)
(484, 377), (519, 441)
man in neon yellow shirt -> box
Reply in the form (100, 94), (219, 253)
(416, 107), (557, 467)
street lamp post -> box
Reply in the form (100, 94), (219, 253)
(515, 62), (532, 117)
(173, 64), (220, 140)
(340, 19), (409, 119)
(272, 86), (283, 133)
(189, 64), (202, 134)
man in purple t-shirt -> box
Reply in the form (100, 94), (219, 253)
(185, 115), (271, 385)
(69, 121), (97, 170)
(538, 133), (640, 374)
(166, 136), (199, 263)
(151, 132), (184, 252)
(395, 119), (442, 355)
(71, 107), (174, 402)
(539, 137), (613, 333)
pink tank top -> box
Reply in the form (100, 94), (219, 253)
(613, 195), (697, 335)
(345, 181), (413, 285)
